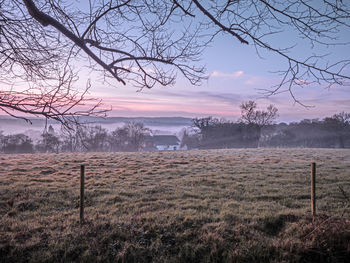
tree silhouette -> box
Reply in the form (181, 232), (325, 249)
(239, 100), (278, 147)
(1, 134), (34, 153)
(239, 101), (278, 126)
(109, 122), (149, 152)
(1, 1), (350, 125)
(36, 132), (60, 153)
(324, 112), (350, 148)
(77, 125), (108, 152)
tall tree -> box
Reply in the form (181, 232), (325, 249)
(109, 126), (130, 152)
(239, 100), (278, 146)
(36, 132), (60, 153)
(77, 125), (108, 152)
(109, 122), (149, 152)
(1, 1), (350, 124)
(239, 101), (278, 126)
(323, 112), (350, 148)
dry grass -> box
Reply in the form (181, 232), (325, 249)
(1, 148), (350, 262)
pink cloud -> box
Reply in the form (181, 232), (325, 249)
(210, 70), (244, 78)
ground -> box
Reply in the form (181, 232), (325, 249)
(0, 148), (350, 262)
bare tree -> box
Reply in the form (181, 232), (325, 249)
(323, 111), (350, 148)
(36, 132), (60, 153)
(77, 125), (109, 152)
(108, 122), (149, 151)
(0, 1), (108, 126)
(239, 100), (278, 126)
(331, 112), (350, 125)
(192, 117), (220, 134)
(109, 126), (130, 152)
(1, 133), (34, 154)
(124, 122), (149, 151)
(239, 100), (278, 147)
(1, 0), (350, 124)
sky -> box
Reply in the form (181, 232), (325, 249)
(86, 31), (350, 123)
(3, 1), (350, 123)
(75, 1), (350, 123)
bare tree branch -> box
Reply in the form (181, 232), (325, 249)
(1, 0), (350, 124)
(22, 0), (126, 84)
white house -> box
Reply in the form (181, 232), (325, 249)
(144, 135), (181, 151)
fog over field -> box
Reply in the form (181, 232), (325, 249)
(0, 116), (191, 139)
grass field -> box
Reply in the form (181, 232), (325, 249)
(1, 148), (350, 262)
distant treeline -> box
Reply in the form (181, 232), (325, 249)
(182, 112), (350, 149)
(1, 111), (350, 154)
(0, 122), (148, 154)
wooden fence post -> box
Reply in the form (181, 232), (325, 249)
(311, 162), (316, 217)
(80, 164), (85, 224)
